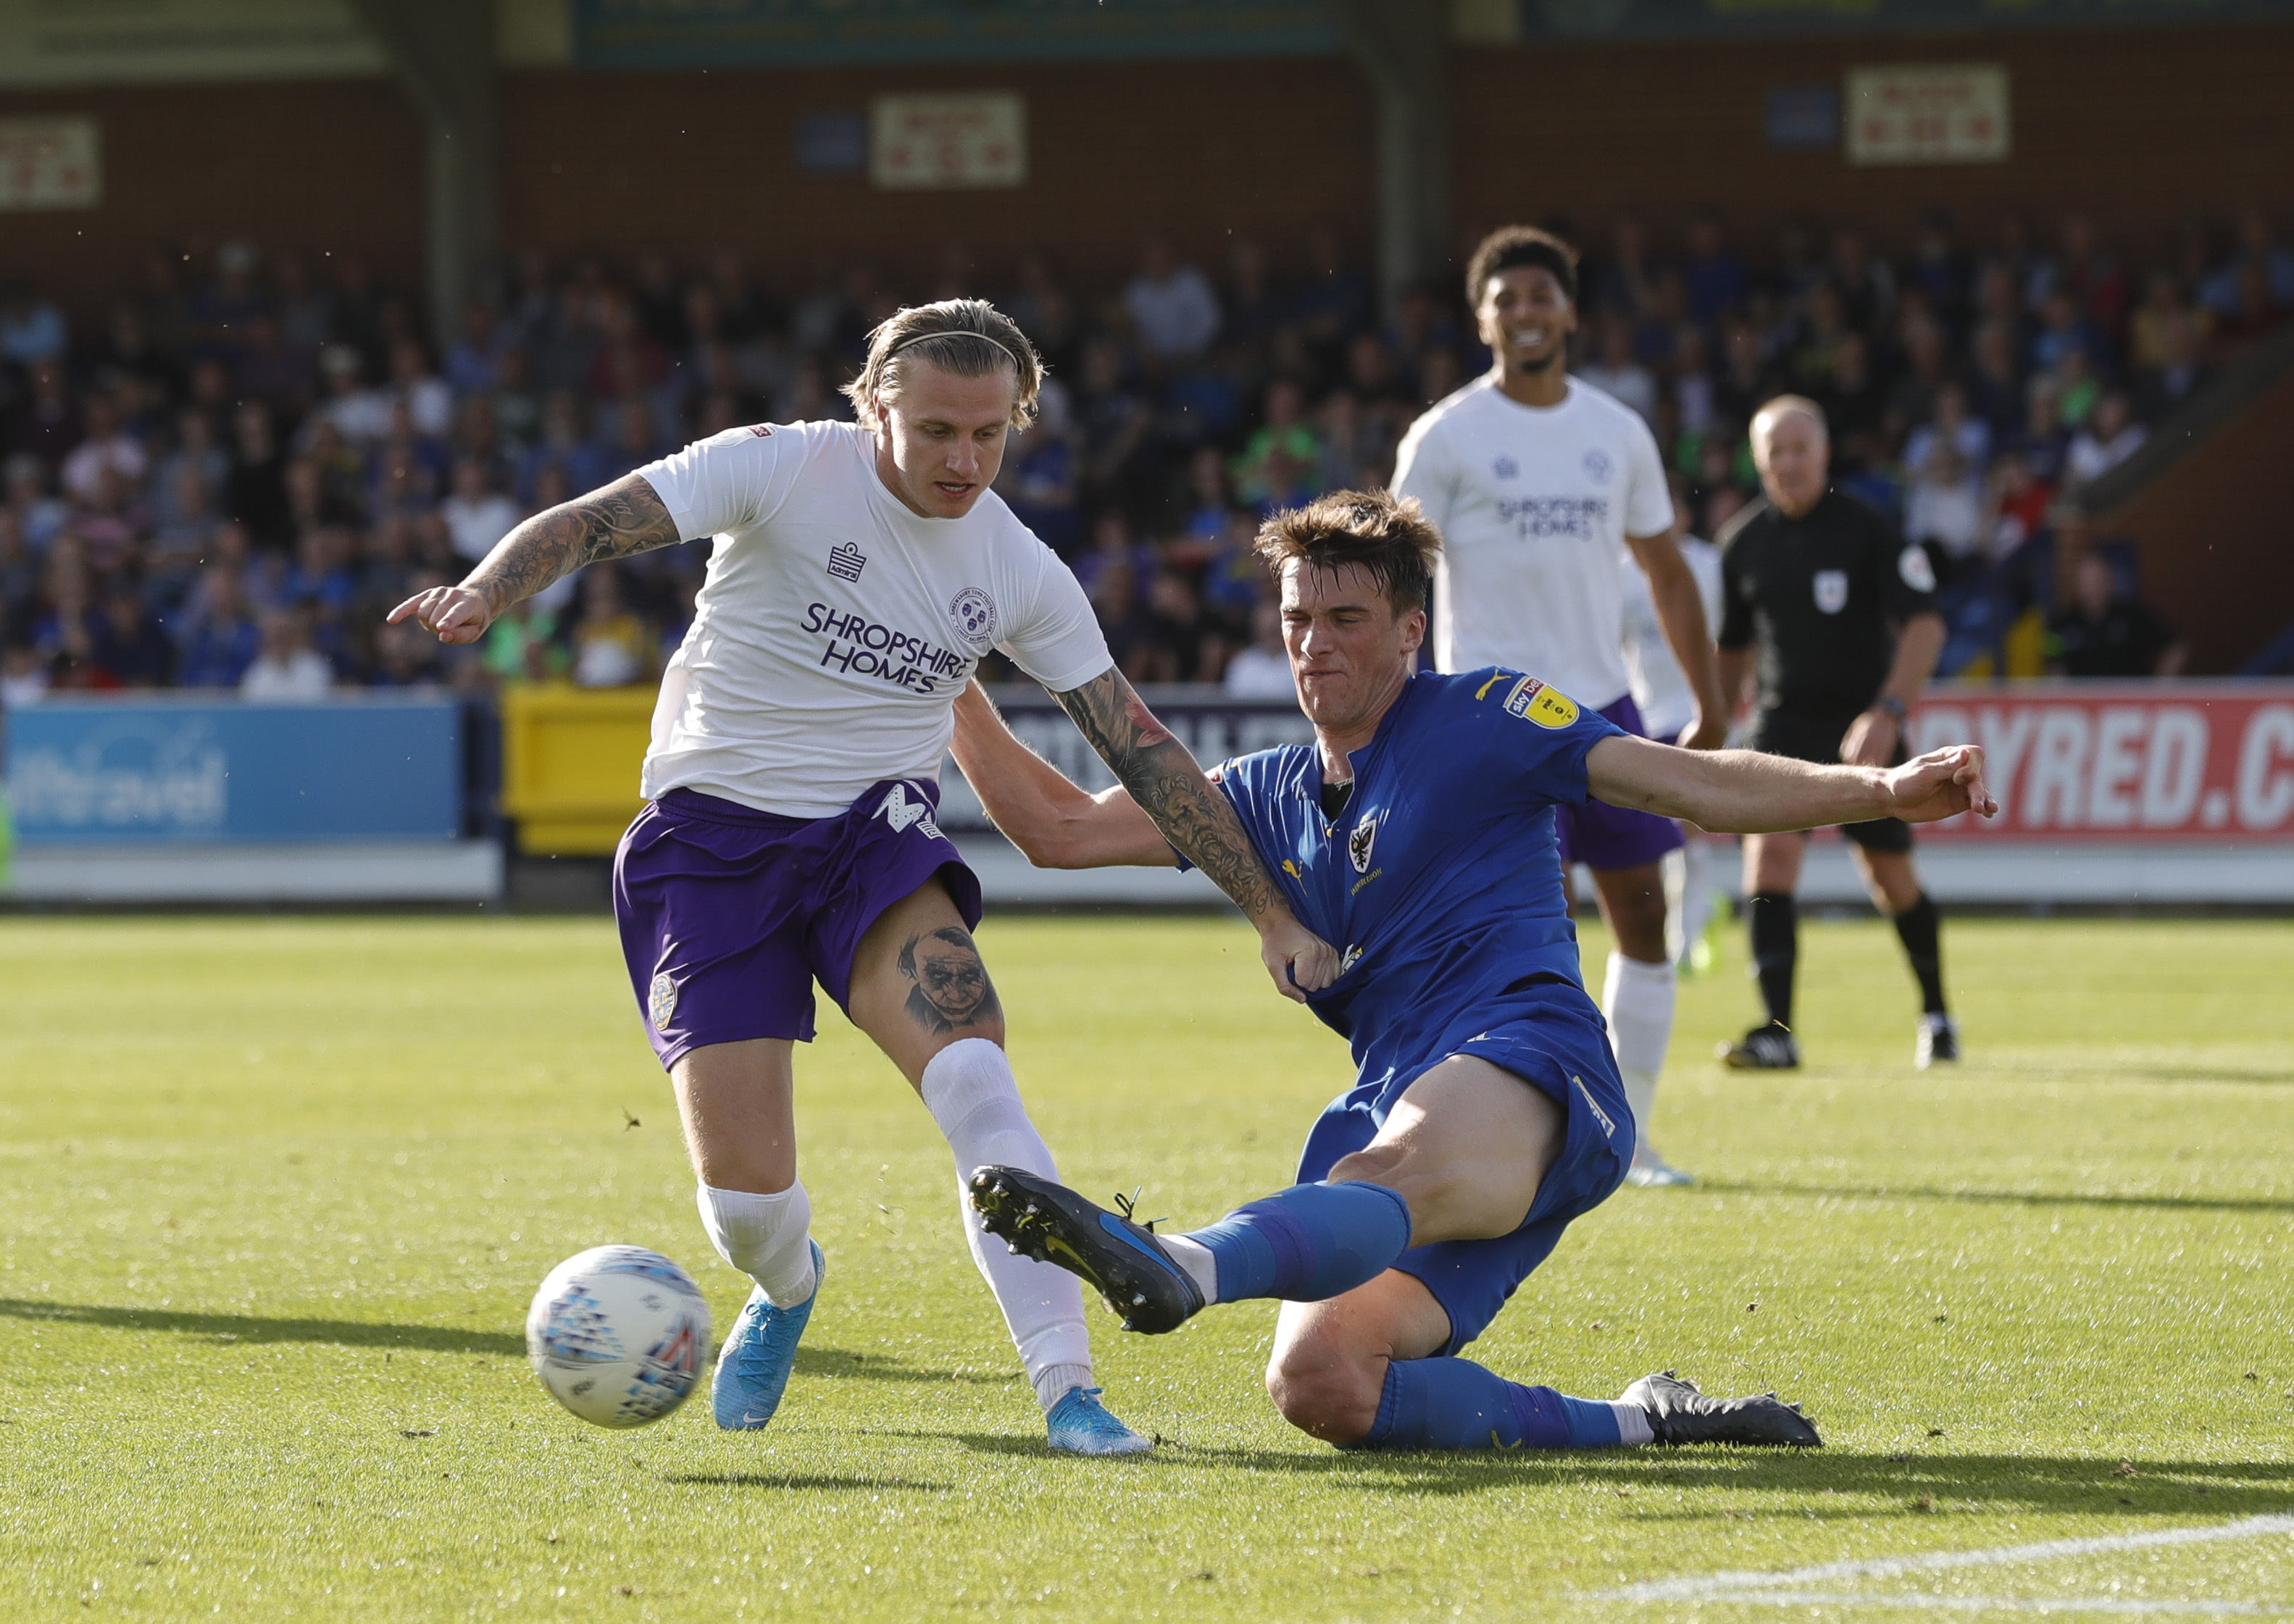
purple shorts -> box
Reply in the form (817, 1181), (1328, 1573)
(1556, 695), (1686, 871)
(612, 781), (981, 1070)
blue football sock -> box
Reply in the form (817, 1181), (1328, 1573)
(1356, 1358), (1626, 1451)
(1179, 1181), (1413, 1303)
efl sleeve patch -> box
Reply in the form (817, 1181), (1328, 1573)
(1898, 544), (1938, 594)
(1503, 675), (1581, 729)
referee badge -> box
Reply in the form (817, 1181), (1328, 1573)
(1814, 569), (1850, 615)
(1503, 674), (1581, 729)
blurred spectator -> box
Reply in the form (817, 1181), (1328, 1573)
(1902, 443), (1985, 587)
(175, 564), (262, 688)
(1, 637), (47, 708)
(1903, 384), (1992, 477)
(2136, 309), (2210, 420)
(1124, 240), (1221, 361)
(442, 458), (522, 564)
(225, 402), (293, 550)
(0, 282), (68, 366)
(1230, 378), (1319, 510)
(90, 576), (175, 687)
(2048, 551), (2185, 677)
(7, 453), (69, 551)
(1221, 599), (1296, 700)
(62, 394), (148, 503)
(2065, 391), (2148, 490)
(567, 565), (651, 688)
(1575, 314), (1658, 423)
(241, 607), (333, 699)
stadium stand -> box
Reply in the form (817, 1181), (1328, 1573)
(1, 209), (2287, 700)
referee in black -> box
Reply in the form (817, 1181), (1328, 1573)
(1713, 395), (1957, 1069)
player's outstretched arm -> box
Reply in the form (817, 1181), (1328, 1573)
(386, 473), (682, 644)
(949, 682), (1175, 869)
(1051, 667), (1338, 1002)
(1586, 734), (1999, 834)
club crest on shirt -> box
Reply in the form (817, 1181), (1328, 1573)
(1582, 448), (1613, 484)
(826, 540), (867, 582)
(946, 586), (998, 650)
(877, 781), (943, 840)
(1348, 813), (1379, 874)
(1503, 674), (1580, 729)
(648, 971), (678, 1029)
(1814, 569), (1850, 615)
(1492, 456), (1519, 480)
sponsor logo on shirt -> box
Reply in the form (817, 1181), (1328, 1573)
(648, 971), (678, 1029)
(803, 603), (969, 695)
(826, 540), (867, 582)
(875, 781), (943, 841)
(1492, 456), (1519, 480)
(1503, 674), (1581, 729)
(747, 424), (774, 438)
(1814, 569), (1850, 615)
(1582, 449), (1613, 484)
(946, 586), (998, 650)
(1495, 494), (1609, 541)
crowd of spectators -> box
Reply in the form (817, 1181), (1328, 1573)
(2, 204), (2282, 704)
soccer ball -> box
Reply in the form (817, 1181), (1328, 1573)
(525, 1245), (712, 1428)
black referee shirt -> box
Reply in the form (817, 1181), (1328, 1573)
(1717, 489), (1940, 717)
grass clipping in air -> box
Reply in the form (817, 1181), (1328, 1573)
(1, 914), (2290, 1620)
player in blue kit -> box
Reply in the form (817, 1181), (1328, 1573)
(949, 490), (1995, 1452)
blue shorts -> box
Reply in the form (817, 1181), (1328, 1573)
(1556, 694), (1686, 871)
(1294, 981), (1632, 1355)
(612, 781), (980, 1070)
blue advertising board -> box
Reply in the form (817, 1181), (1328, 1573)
(5, 698), (463, 847)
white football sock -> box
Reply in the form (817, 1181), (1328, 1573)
(1610, 1399), (1656, 1447)
(919, 1038), (1094, 1414)
(1158, 1234), (1222, 1304)
(696, 1181), (817, 1307)
(1603, 950), (1677, 1162)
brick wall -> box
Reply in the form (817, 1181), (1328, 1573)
(4, 21), (2292, 313)
(1451, 22), (2294, 259)
(0, 79), (424, 317)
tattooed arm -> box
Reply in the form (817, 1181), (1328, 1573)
(387, 473), (683, 644)
(1051, 666), (1338, 1001)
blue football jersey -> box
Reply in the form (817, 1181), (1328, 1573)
(1211, 668), (1624, 1092)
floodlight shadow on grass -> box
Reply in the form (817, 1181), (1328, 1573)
(0, 1298), (524, 1357)
(1695, 1181), (2294, 1215)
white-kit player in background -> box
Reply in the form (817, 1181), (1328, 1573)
(1393, 227), (1727, 1189)
(1620, 478), (1729, 988)
(391, 300), (1336, 1455)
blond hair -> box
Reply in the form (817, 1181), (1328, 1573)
(841, 299), (1043, 432)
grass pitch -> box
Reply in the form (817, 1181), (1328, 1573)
(1, 911), (2290, 1621)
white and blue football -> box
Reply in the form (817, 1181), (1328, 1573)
(525, 1245), (711, 1428)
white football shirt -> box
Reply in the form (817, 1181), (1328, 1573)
(637, 421), (1111, 819)
(1394, 377), (1674, 709)
(1619, 534), (1723, 741)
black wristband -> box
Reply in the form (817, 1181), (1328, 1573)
(1875, 694), (1908, 724)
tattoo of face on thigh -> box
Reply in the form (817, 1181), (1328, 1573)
(898, 926), (999, 1034)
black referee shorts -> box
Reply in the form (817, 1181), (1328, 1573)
(1748, 709), (1914, 853)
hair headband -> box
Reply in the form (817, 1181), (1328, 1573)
(883, 327), (1027, 372)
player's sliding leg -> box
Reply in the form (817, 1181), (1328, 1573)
(847, 881), (1148, 1457)
(1853, 844), (1958, 1067)
(975, 1055), (1548, 1333)
(671, 1037), (827, 1431)
(1590, 861), (1689, 1185)
(1266, 1276), (1819, 1451)
(1723, 830), (1804, 1069)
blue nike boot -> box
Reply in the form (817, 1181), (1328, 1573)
(712, 1242), (824, 1431)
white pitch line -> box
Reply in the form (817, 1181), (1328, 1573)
(1659, 1590), (2280, 1616)
(1596, 1514), (2294, 1604)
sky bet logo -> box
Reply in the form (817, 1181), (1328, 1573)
(804, 603), (967, 695)
(826, 541), (867, 582)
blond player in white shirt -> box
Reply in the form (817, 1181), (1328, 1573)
(1394, 228), (1727, 1188)
(391, 301), (1335, 1455)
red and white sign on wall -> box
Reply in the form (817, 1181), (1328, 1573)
(871, 92), (1026, 190)
(1845, 64), (2009, 165)
(0, 116), (101, 209)
(1909, 685), (2294, 842)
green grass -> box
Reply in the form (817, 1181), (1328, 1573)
(1, 912), (2290, 1621)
